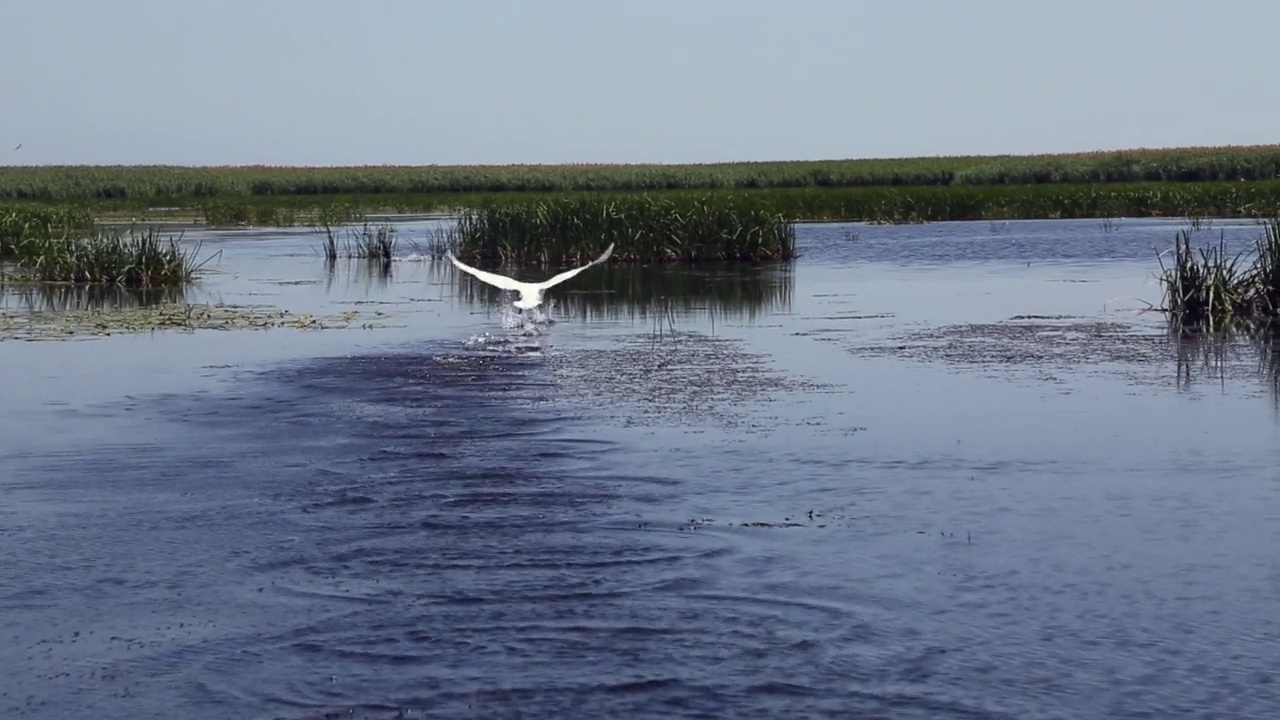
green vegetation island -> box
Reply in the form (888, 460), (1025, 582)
(4, 144), (1280, 226)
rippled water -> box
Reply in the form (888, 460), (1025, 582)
(3, 218), (1280, 719)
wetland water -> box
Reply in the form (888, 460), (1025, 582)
(2, 218), (1279, 719)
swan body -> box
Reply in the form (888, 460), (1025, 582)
(447, 244), (615, 310)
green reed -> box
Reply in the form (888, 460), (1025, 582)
(451, 193), (795, 265)
(6, 144), (1280, 200)
(16, 177), (1280, 228)
(0, 205), (95, 260)
(316, 222), (398, 263)
(1158, 220), (1280, 327)
(4, 227), (210, 287)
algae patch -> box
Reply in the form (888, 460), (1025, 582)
(0, 302), (401, 342)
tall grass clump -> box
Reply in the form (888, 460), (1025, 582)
(315, 222), (398, 262)
(1159, 220), (1280, 328)
(3, 226), (211, 287)
(451, 193), (796, 265)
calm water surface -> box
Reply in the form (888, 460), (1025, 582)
(2, 218), (1279, 719)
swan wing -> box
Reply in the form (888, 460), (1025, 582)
(448, 252), (527, 292)
(537, 243), (616, 290)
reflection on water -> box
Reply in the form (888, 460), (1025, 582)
(0, 282), (187, 313)
(429, 259), (794, 322)
(1171, 321), (1280, 401)
(323, 257), (394, 295)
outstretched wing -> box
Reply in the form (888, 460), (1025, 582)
(536, 243), (616, 291)
(448, 252), (526, 292)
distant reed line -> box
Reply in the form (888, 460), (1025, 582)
(11, 180), (1280, 227)
(4, 144), (1280, 201)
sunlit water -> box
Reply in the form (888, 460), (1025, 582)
(3, 218), (1279, 719)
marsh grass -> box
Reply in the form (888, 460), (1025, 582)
(14, 228), (213, 286)
(1, 205), (95, 260)
(10, 145), (1280, 202)
(15, 178), (1280, 227)
(1158, 220), (1280, 327)
(316, 222), (398, 264)
(452, 193), (796, 265)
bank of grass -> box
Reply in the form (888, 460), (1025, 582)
(0, 205), (95, 259)
(449, 193), (796, 265)
(13, 178), (1280, 229)
(1, 206), (210, 286)
(1159, 220), (1280, 328)
(5, 144), (1280, 201)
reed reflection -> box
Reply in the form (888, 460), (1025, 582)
(433, 260), (794, 323)
(1170, 320), (1280, 405)
(0, 282), (187, 313)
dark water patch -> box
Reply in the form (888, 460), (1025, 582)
(9, 340), (849, 719)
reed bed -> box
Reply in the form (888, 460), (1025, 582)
(1158, 220), (1280, 328)
(1, 205), (95, 259)
(449, 193), (795, 265)
(16, 177), (1280, 229)
(13, 228), (208, 286)
(5, 144), (1280, 201)
(1, 215), (210, 287)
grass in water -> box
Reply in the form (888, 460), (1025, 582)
(1158, 220), (1280, 328)
(316, 222), (398, 265)
(451, 193), (796, 265)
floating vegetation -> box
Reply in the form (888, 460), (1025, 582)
(451, 193), (796, 265)
(0, 300), (398, 342)
(7, 145), (1280, 201)
(1157, 220), (1280, 328)
(848, 318), (1169, 371)
(546, 330), (839, 431)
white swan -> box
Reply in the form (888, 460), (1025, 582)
(447, 243), (615, 311)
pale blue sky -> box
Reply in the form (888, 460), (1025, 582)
(2, 0), (1276, 166)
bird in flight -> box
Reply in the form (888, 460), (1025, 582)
(448, 243), (615, 312)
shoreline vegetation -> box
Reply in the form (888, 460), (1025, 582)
(2, 144), (1280, 226)
(5, 144), (1280, 199)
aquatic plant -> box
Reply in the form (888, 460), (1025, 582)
(5, 227), (211, 287)
(315, 222), (398, 262)
(6, 144), (1280, 201)
(451, 193), (795, 265)
(1158, 220), (1280, 327)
